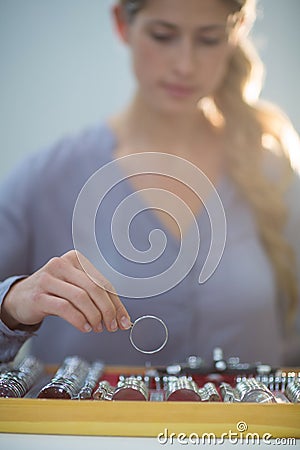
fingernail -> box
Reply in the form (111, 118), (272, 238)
(110, 319), (118, 331)
(84, 323), (92, 332)
(120, 316), (131, 329)
(97, 322), (103, 332)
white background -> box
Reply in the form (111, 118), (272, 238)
(0, 434), (299, 450)
(0, 0), (299, 180)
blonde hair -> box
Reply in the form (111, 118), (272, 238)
(209, 0), (299, 325)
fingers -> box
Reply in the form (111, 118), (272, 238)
(38, 293), (95, 334)
(1, 250), (131, 335)
(108, 290), (132, 330)
(47, 251), (131, 332)
(44, 277), (104, 333)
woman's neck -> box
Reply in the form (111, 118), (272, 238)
(109, 93), (218, 158)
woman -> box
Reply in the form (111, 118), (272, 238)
(0, 0), (299, 366)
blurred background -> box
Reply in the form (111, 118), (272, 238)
(0, 0), (299, 180)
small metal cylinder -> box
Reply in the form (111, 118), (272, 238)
(112, 376), (149, 401)
(0, 356), (43, 398)
(76, 361), (105, 400)
(200, 382), (221, 402)
(236, 378), (276, 403)
(285, 380), (300, 403)
(93, 380), (115, 400)
(37, 356), (89, 399)
(165, 376), (201, 401)
(219, 382), (240, 403)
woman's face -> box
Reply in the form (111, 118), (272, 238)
(116, 0), (239, 114)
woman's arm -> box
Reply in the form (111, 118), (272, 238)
(0, 148), (131, 362)
(1, 250), (131, 334)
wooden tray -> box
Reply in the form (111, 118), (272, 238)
(1, 398), (300, 438)
(0, 366), (299, 438)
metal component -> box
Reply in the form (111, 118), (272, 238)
(166, 364), (182, 375)
(274, 370), (282, 391)
(93, 380), (115, 400)
(76, 361), (105, 400)
(235, 374), (248, 384)
(285, 380), (300, 403)
(154, 375), (161, 391)
(213, 347), (227, 372)
(227, 356), (240, 368)
(0, 356), (43, 398)
(187, 356), (204, 370)
(256, 365), (272, 385)
(118, 374), (126, 383)
(236, 378), (276, 403)
(273, 391), (290, 403)
(267, 374), (274, 391)
(280, 372), (287, 392)
(113, 376), (149, 401)
(287, 371), (297, 387)
(149, 391), (164, 401)
(162, 375), (177, 391)
(143, 374), (150, 389)
(219, 382), (240, 403)
(165, 376), (201, 401)
(162, 349), (276, 377)
(37, 356), (89, 399)
(165, 355), (206, 376)
(199, 382), (221, 402)
(129, 315), (168, 354)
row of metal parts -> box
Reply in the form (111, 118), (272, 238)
(93, 374), (300, 403)
(0, 355), (299, 402)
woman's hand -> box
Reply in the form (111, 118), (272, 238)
(0, 250), (131, 333)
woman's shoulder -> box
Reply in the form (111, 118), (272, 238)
(0, 122), (118, 201)
(10, 122), (116, 178)
(34, 122), (117, 170)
